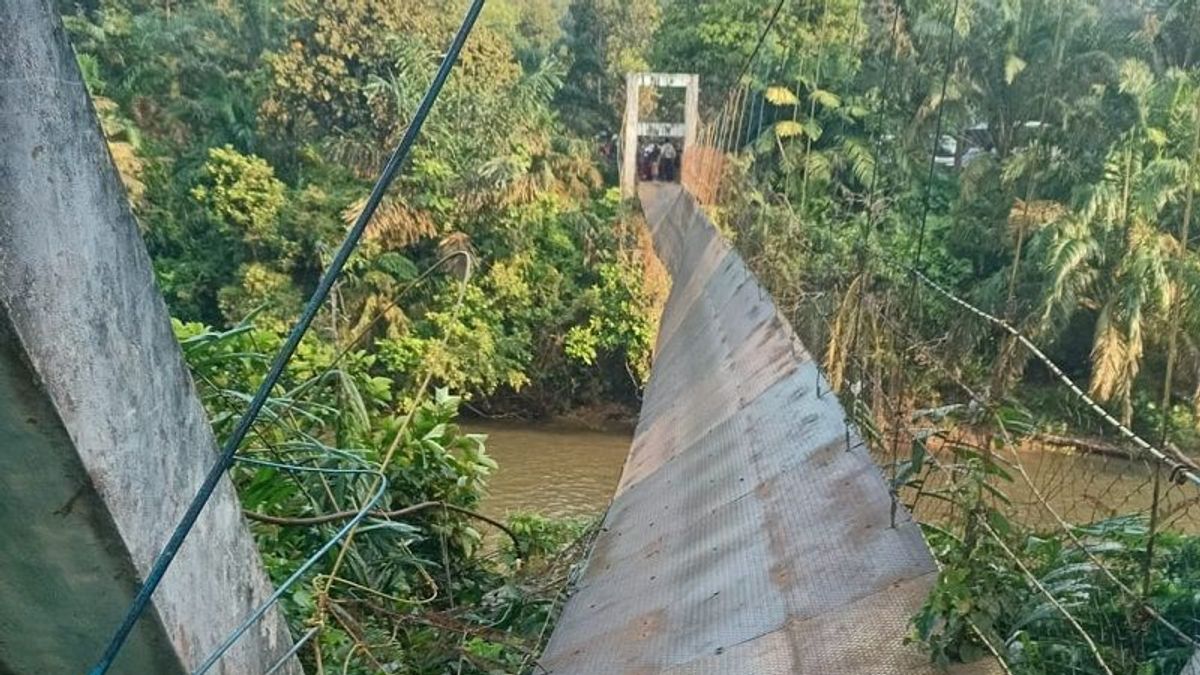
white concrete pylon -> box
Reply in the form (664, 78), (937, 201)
(621, 72), (700, 199)
(0, 0), (298, 671)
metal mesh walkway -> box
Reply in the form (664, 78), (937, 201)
(539, 184), (997, 674)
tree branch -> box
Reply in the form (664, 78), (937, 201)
(243, 500), (523, 557)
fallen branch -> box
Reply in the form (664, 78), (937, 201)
(1034, 433), (1200, 477)
(362, 602), (552, 673)
(1032, 433), (1135, 460)
(244, 500), (523, 557)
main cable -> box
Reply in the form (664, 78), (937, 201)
(193, 459), (391, 674)
(733, 0), (790, 91)
(850, 1), (904, 348)
(883, 0), (960, 526)
(87, 1), (487, 671)
(697, 0), (790, 200)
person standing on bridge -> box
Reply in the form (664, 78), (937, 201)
(660, 140), (678, 182)
(640, 140), (658, 181)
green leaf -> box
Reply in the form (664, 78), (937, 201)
(378, 252), (419, 280)
(987, 510), (1011, 537)
(811, 89), (841, 109)
(423, 423), (447, 441)
(803, 117), (823, 141)
(980, 480), (1013, 505)
(1118, 59), (1154, 97)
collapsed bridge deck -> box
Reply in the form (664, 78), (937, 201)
(539, 184), (993, 674)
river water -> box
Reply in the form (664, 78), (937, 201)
(468, 418), (1199, 534)
(988, 443), (1200, 533)
(468, 419), (633, 520)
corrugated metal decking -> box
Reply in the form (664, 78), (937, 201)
(539, 184), (996, 674)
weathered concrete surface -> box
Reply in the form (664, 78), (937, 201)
(0, 0), (297, 672)
(540, 184), (996, 674)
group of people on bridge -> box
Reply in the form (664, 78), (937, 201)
(639, 139), (680, 183)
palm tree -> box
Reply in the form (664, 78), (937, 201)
(1033, 66), (1199, 424)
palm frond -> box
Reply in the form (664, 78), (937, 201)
(840, 138), (877, 186)
(342, 196), (437, 249)
(1089, 303), (1129, 403)
(765, 86), (800, 106)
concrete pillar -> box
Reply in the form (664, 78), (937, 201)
(683, 74), (700, 152)
(622, 73), (700, 199)
(621, 72), (641, 199)
(0, 0), (298, 672)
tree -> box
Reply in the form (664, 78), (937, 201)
(260, 0), (452, 140)
(1033, 67), (1200, 424)
(558, 0), (661, 133)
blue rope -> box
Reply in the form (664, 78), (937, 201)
(87, 1), (487, 671)
(191, 251), (474, 671)
(264, 627), (319, 675)
(192, 458), (389, 674)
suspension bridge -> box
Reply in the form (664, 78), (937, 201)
(537, 182), (993, 674)
(4, 0), (1200, 672)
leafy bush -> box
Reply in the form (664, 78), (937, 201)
(177, 318), (588, 673)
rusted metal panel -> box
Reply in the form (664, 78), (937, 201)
(540, 185), (994, 674)
(653, 238), (728, 352)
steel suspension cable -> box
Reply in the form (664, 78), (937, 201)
(193, 459), (391, 674)
(1001, 1), (1068, 324)
(773, 0), (814, 226)
(700, 0), (791, 199)
(705, 96), (735, 199)
(866, 288), (1200, 652)
(847, 1), (904, 389)
(987, 2), (1071, 413)
(87, 2), (487, 672)
(798, 0), (833, 212)
(733, 0), (790, 90)
(979, 518), (1115, 674)
(1144, 86), (1200, 597)
(754, 60), (772, 142)
(889, 257), (1200, 486)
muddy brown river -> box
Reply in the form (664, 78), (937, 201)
(469, 418), (1199, 535)
(468, 419), (633, 520)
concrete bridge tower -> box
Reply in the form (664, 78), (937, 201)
(620, 72), (700, 199)
(0, 0), (297, 671)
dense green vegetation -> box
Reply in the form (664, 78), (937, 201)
(68, 0), (663, 418)
(179, 317), (590, 672)
(680, 0), (1200, 440)
(69, 0), (1200, 671)
(65, 0), (663, 670)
